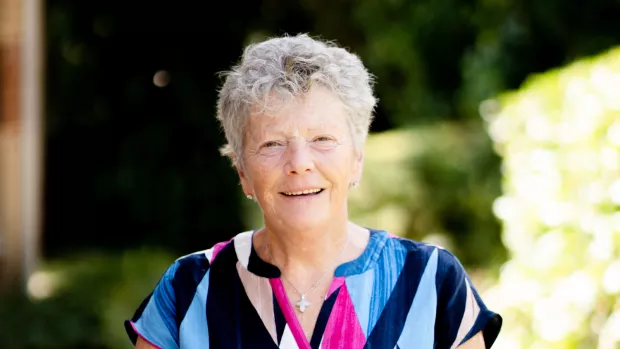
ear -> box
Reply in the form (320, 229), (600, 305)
(351, 149), (364, 183)
(234, 155), (253, 196)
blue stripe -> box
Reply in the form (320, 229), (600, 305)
(133, 295), (179, 349)
(335, 229), (389, 276)
(363, 240), (433, 348)
(179, 269), (211, 348)
(367, 238), (407, 334)
(172, 253), (211, 328)
(434, 249), (468, 348)
(345, 269), (374, 337)
(310, 287), (342, 349)
(345, 237), (408, 337)
(125, 291), (154, 344)
(206, 242), (277, 347)
(151, 262), (180, 343)
(397, 248), (438, 348)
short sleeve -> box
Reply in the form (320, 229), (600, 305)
(124, 262), (180, 349)
(434, 249), (502, 349)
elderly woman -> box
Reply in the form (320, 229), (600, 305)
(125, 34), (502, 349)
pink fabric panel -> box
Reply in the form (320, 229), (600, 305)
(210, 240), (230, 262)
(321, 282), (366, 349)
(269, 278), (312, 349)
(326, 276), (345, 299)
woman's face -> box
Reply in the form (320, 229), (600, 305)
(238, 86), (363, 231)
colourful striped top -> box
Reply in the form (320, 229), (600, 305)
(125, 229), (502, 348)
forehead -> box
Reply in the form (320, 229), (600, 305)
(247, 86), (349, 135)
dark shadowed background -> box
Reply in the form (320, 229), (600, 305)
(1, 0), (620, 347)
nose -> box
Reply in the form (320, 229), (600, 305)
(285, 140), (314, 175)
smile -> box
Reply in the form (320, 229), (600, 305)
(280, 188), (325, 196)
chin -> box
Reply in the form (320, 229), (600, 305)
(279, 212), (331, 231)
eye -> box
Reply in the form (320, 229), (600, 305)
(262, 141), (283, 148)
(311, 136), (338, 150)
(313, 136), (335, 142)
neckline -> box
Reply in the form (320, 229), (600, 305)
(245, 228), (389, 278)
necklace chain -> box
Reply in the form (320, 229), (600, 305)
(266, 231), (351, 312)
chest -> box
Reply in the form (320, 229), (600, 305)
(192, 269), (438, 349)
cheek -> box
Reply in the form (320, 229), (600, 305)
(248, 159), (281, 192)
(249, 166), (279, 212)
(316, 150), (354, 186)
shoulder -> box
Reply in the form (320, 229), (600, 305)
(386, 235), (477, 308)
(384, 233), (440, 254)
(378, 232), (502, 346)
(380, 232), (467, 283)
(164, 233), (245, 287)
(382, 232), (457, 263)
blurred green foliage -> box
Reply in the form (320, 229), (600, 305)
(351, 121), (505, 268)
(300, 0), (620, 124)
(0, 250), (174, 349)
(4, 0), (618, 347)
(43, 0), (620, 263)
(483, 47), (620, 348)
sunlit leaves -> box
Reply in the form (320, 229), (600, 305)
(483, 47), (620, 348)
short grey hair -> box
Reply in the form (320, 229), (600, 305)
(216, 33), (377, 166)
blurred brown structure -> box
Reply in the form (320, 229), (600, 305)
(0, 0), (44, 291)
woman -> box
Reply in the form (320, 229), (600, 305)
(125, 34), (502, 349)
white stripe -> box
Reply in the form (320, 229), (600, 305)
(279, 325), (300, 349)
(449, 278), (481, 349)
(204, 248), (214, 263)
(396, 248), (438, 348)
(236, 262), (278, 343)
(179, 270), (211, 348)
(234, 230), (254, 268)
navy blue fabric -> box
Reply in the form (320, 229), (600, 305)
(172, 253), (211, 329)
(482, 314), (502, 347)
(434, 249), (468, 348)
(125, 292), (153, 345)
(247, 240), (281, 278)
(273, 293), (287, 344)
(470, 280), (502, 347)
(334, 229), (388, 277)
(362, 240), (431, 348)
(154, 263), (180, 343)
(310, 286), (342, 349)
(205, 242), (279, 348)
(434, 248), (502, 349)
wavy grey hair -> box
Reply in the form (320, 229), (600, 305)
(216, 33), (377, 166)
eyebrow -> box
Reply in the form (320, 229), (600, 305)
(305, 126), (335, 133)
(251, 122), (344, 139)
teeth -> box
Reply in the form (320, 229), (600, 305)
(283, 188), (322, 196)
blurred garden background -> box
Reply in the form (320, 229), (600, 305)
(1, 0), (620, 347)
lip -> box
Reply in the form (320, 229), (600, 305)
(279, 187), (325, 194)
(279, 188), (326, 198)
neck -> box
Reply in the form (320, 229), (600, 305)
(261, 219), (351, 276)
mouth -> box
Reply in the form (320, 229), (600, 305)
(280, 188), (325, 197)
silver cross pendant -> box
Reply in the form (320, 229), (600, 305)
(297, 294), (311, 313)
